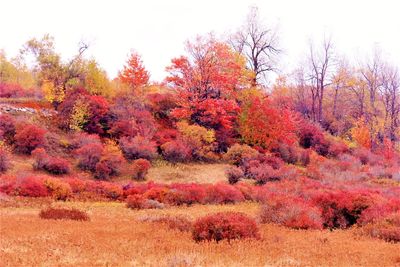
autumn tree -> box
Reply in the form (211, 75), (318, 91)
(118, 51), (150, 90)
(166, 35), (254, 150)
(230, 7), (280, 86)
(380, 64), (399, 141)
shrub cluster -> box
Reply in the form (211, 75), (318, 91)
(119, 135), (157, 160)
(14, 124), (47, 154)
(130, 159), (151, 180)
(32, 148), (70, 175)
(192, 212), (260, 242)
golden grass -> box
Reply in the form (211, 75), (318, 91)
(1, 199), (399, 266)
(146, 162), (230, 184)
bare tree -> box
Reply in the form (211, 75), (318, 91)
(380, 64), (400, 141)
(307, 37), (335, 123)
(230, 6), (280, 86)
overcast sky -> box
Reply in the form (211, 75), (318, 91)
(1, 0), (399, 82)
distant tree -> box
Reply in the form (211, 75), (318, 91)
(118, 51), (150, 89)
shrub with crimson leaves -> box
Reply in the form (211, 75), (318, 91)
(161, 139), (192, 163)
(192, 212), (260, 242)
(14, 124), (47, 154)
(226, 166), (244, 184)
(75, 143), (104, 172)
(39, 207), (89, 221)
(0, 114), (16, 144)
(32, 148), (70, 175)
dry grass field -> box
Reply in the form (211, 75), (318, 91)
(1, 198), (399, 267)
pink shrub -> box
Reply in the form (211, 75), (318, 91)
(119, 136), (157, 160)
(0, 114), (16, 144)
(75, 143), (104, 172)
(226, 166), (244, 184)
(204, 183), (245, 204)
(16, 176), (49, 197)
(161, 139), (192, 163)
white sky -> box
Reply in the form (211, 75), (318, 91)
(1, 0), (399, 82)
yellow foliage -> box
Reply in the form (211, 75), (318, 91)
(177, 121), (215, 145)
(69, 98), (89, 131)
(42, 80), (65, 103)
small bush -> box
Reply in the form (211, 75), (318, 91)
(0, 114), (16, 144)
(0, 148), (10, 173)
(126, 194), (164, 209)
(39, 207), (89, 221)
(226, 166), (244, 184)
(17, 176), (49, 197)
(147, 216), (192, 232)
(32, 148), (70, 175)
(223, 144), (259, 166)
(130, 158), (151, 180)
(204, 183), (245, 204)
(75, 143), (104, 172)
(161, 140), (192, 163)
(119, 136), (157, 160)
(14, 124), (47, 154)
(259, 196), (323, 230)
(192, 212), (260, 242)
(362, 212), (400, 243)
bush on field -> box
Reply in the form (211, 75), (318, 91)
(204, 183), (245, 204)
(226, 166), (244, 184)
(192, 212), (260, 242)
(94, 142), (125, 180)
(39, 207), (89, 221)
(14, 124), (47, 154)
(130, 158), (151, 180)
(223, 144), (259, 166)
(361, 212), (400, 243)
(16, 176), (49, 197)
(75, 143), (104, 172)
(161, 139), (192, 163)
(126, 194), (164, 209)
(259, 195), (323, 230)
(0, 148), (10, 173)
(0, 114), (16, 144)
(119, 136), (157, 160)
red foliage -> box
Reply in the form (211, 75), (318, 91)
(0, 114), (16, 144)
(14, 124), (47, 154)
(239, 96), (298, 149)
(154, 128), (179, 147)
(204, 183), (245, 204)
(32, 148), (70, 175)
(119, 136), (157, 160)
(0, 83), (25, 98)
(167, 183), (207, 205)
(130, 158), (151, 180)
(94, 153), (125, 180)
(192, 212), (260, 242)
(298, 122), (329, 156)
(16, 176), (49, 197)
(161, 139), (192, 163)
(362, 212), (400, 243)
(118, 51), (150, 88)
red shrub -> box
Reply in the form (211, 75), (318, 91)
(154, 128), (179, 146)
(71, 132), (101, 149)
(192, 212), (260, 242)
(119, 136), (157, 160)
(94, 154), (124, 180)
(0, 114), (16, 144)
(359, 198), (400, 225)
(226, 166), (244, 184)
(32, 148), (70, 175)
(0, 148), (10, 173)
(126, 194), (164, 209)
(130, 158), (151, 180)
(161, 139), (192, 163)
(327, 140), (349, 158)
(14, 124), (47, 154)
(75, 143), (104, 172)
(204, 183), (245, 204)
(298, 122), (329, 156)
(39, 208), (89, 221)
(16, 176), (49, 197)
(311, 190), (373, 229)
(259, 195), (323, 230)
(168, 183), (207, 205)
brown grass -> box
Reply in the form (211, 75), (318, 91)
(146, 161), (230, 184)
(1, 199), (399, 266)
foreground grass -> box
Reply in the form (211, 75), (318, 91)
(1, 199), (399, 267)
